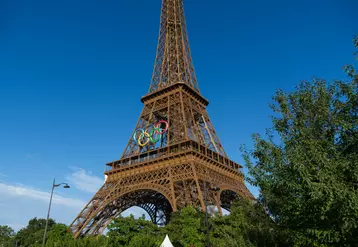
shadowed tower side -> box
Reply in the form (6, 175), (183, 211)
(69, 0), (254, 238)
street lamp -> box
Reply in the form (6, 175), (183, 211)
(42, 179), (70, 247)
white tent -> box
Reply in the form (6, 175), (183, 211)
(160, 234), (174, 247)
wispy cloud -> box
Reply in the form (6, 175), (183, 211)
(0, 182), (87, 231)
(0, 169), (148, 232)
(0, 181), (148, 232)
(66, 168), (103, 193)
(0, 183), (86, 209)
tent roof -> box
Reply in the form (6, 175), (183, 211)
(160, 234), (174, 247)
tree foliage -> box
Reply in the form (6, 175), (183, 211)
(0, 201), (277, 247)
(106, 214), (163, 247)
(15, 218), (56, 247)
(242, 36), (358, 246)
(164, 205), (206, 247)
(0, 225), (15, 247)
(209, 201), (251, 247)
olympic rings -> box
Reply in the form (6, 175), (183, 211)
(133, 120), (168, 147)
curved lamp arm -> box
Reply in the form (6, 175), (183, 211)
(54, 183), (70, 188)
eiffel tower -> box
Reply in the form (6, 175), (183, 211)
(69, 0), (253, 238)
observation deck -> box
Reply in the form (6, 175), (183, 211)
(105, 140), (243, 179)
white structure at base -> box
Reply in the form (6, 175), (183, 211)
(160, 235), (174, 247)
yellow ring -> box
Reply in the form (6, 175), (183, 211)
(138, 132), (150, 147)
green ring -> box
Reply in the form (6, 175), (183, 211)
(149, 129), (162, 143)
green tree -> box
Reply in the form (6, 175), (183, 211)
(44, 224), (76, 247)
(0, 225), (14, 238)
(127, 234), (160, 247)
(242, 36), (358, 246)
(107, 214), (163, 247)
(233, 199), (283, 247)
(209, 203), (251, 247)
(15, 218), (56, 247)
(0, 225), (15, 247)
(164, 205), (206, 247)
(209, 199), (286, 247)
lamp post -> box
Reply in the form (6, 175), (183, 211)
(42, 179), (70, 247)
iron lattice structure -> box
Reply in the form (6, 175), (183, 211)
(69, 0), (254, 238)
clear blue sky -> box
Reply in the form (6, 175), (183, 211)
(0, 0), (357, 230)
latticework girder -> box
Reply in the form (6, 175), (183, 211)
(150, 0), (198, 93)
(70, 155), (253, 238)
(69, 0), (254, 238)
(121, 85), (226, 159)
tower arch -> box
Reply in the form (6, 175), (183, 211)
(220, 189), (241, 212)
(70, 186), (173, 237)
